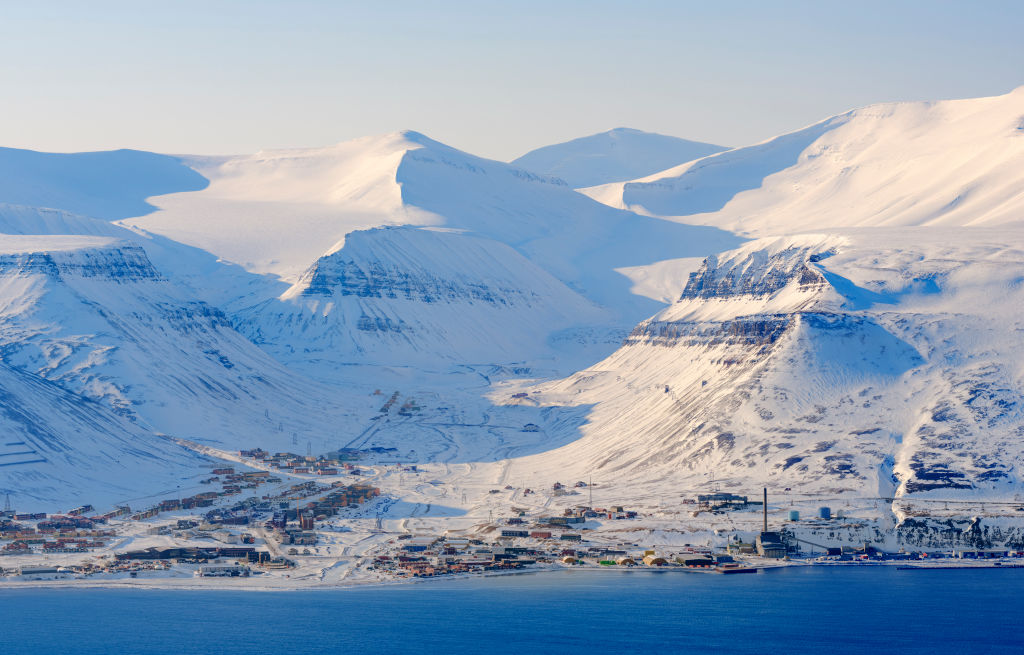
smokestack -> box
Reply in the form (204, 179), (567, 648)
(763, 487), (768, 533)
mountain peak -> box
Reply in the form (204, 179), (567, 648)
(512, 129), (727, 188)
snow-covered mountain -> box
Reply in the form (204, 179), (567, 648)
(124, 131), (737, 316)
(119, 130), (738, 371)
(526, 86), (1024, 505)
(0, 234), (369, 457)
(235, 226), (610, 372)
(584, 87), (1024, 236)
(511, 128), (727, 188)
(0, 133), (740, 506)
(506, 227), (1024, 508)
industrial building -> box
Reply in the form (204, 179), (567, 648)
(756, 532), (787, 558)
(756, 487), (787, 558)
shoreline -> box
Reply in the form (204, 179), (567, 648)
(4, 557), (1022, 592)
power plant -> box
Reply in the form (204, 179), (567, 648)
(756, 487), (786, 558)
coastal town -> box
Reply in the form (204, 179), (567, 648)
(4, 442), (1023, 588)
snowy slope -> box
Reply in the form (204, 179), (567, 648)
(122, 133), (419, 281)
(235, 226), (610, 371)
(511, 128), (726, 188)
(0, 204), (130, 238)
(584, 86), (1024, 235)
(0, 203), (287, 311)
(0, 358), (211, 512)
(0, 235), (369, 455)
(504, 228), (1024, 504)
(0, 147), (208, 220)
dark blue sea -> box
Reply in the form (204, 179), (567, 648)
(2, 566), (1022, 654)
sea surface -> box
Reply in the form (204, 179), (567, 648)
(2, 566), (1023, 654)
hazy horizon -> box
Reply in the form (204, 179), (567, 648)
(2, 1), (1021, 160)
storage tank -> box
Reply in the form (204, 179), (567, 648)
(818, 506), (832, 520)
(788, 510), (800, 521)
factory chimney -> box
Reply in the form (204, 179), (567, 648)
(763, 487), (768, 533)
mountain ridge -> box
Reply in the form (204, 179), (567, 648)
(512, 127), (727, 188)
(581, 87), (1024, 236)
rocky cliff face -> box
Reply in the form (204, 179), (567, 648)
(298, 248), (543, 307)
(0, 242), (161, 281)
(678, 246), (833, 301)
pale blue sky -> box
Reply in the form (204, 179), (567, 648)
(1, 1), (1021, 160)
